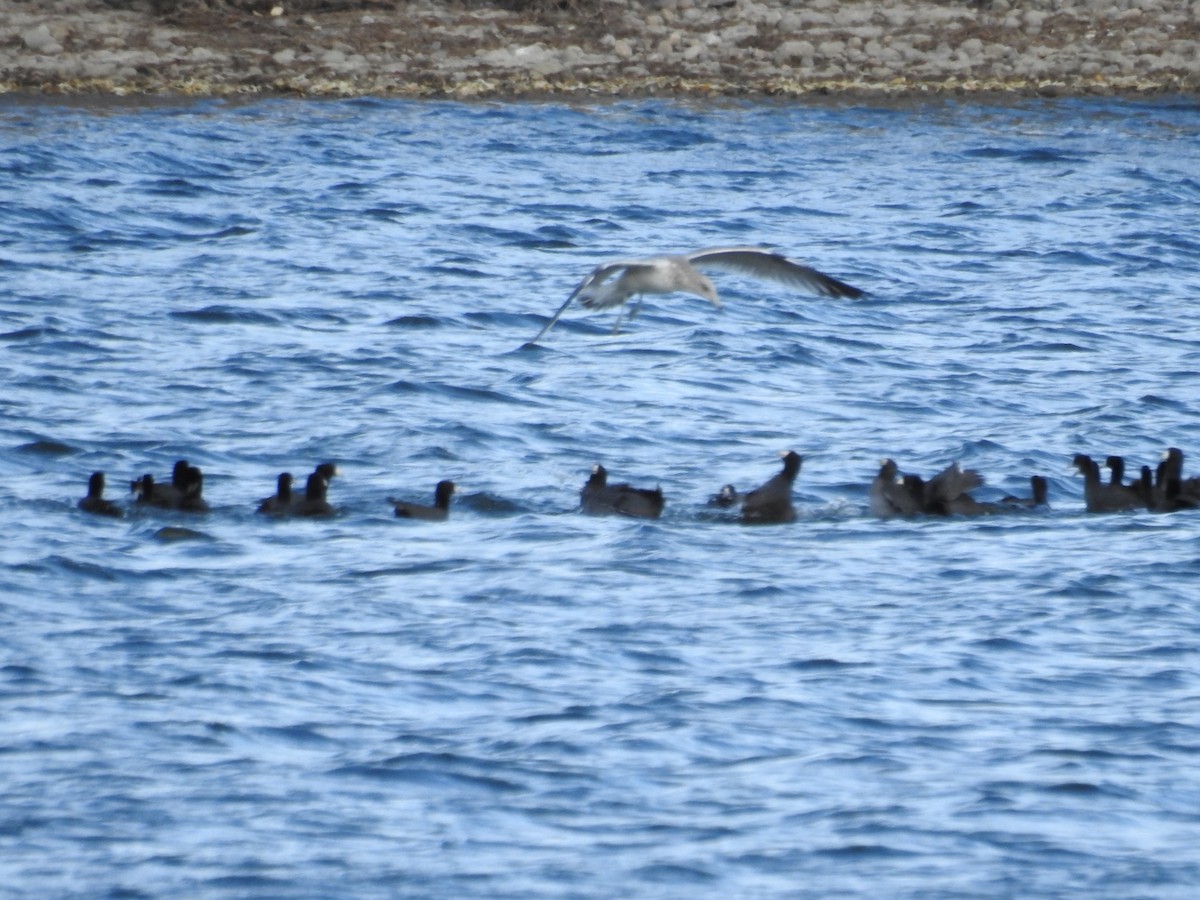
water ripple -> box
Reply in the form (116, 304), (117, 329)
(2, 95), (1200, 898)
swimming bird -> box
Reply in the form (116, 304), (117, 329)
(1154, 447), (1200, 509)
(707, 484), (742, 508)
(1154, 476), (1200, 513)
(868, 459), (927, 517)
(740, 451), (802, 524)
(1136, 465), (1156, 508)
(1104, 458), (1152, 508)
(132, 459), (191, 509)
(1150, 448), (1200, 512)
(292, 471), (335, 518)
(922, 462), (989, 516)
(257, 472), (294, 515)
(392, 480), (456, 521)
(79, 471), (122, 518)
(580, 464), (664, 519)
(131, 472), (158, 506)
(869, 459), (985, 517)
(1073, 453), (1143, 513)
(312, 461), (338, 483)
(179, 466), (210, 513)
(1105, 455), (1130, 489)
(1000, 475), (1049, 509)
(1105, 455), (1150, 505)
(132, 471), (181, 509)
(528, 246), (864, 342)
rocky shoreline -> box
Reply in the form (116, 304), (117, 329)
(2, 0), (1197, 100)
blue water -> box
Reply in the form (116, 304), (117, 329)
(3, 94), (1200, 897)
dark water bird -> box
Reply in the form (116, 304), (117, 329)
(869, 459), (923, 517)
(131, 473), (157, 506)
(392, 480), (456, 521)
(920, 462), (985, 515)
(256, 463), (334, 516)
(923, 462), (1011, 516)
(707, 484), (742, 508)
(1105, 455), (1130, 489)
(132, 458), (192, 509)
(257, 472), (294, 515)
(78, 471), (122, 517)
(580, 464), (664, 519)
(870, 460), (987, 517)
(740, 450), (802, 524)
(312, 461), (338, 483)
(1136, 465), (1156, 507)
(179, 466), (210, 513)
(901, 474), (930, 509)
(1105, 455), (1151, 507)
(132, 472), (174, 508)
(292, 471), (335, 518)
(529, 246), (865, 342)
(1001, 475), (1050, 509)
(941, 493), (1008, 516)
(1149, 449), (1200, 512)
(1073, 453), (1143, 513)
(1154, 447), (1200, 510)
(1155, 476), (1200, 513)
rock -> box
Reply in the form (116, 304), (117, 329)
(959, 38), (984, 59)
(774, 40), (815, 65)
(22, 23), (62, 54)
(1024, 10), (1049, 32)
(477, 43), (566, 77)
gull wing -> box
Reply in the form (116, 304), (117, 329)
(684, 246), (864, 299)
(526, 295), (576, 346)
(567, 261), (634, 297)
(526, 259), (653, 345)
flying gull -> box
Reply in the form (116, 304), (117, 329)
(527, 246), (864, 343)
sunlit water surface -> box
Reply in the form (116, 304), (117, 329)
(3, 94), (1200, 897)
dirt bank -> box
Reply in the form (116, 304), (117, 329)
(2, 0), (1198, 99)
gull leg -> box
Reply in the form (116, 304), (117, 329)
(611, 295), (643, 334)
(526, 295), (575, 345)
(610, 306), (626, 335)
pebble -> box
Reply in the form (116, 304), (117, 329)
(0, 0), (1196, 97)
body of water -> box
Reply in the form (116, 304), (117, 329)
(2, 94), (1200, 897)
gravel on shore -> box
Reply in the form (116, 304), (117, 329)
(2, 0), (1198, 100)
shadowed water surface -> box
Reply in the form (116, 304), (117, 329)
(2, 95), (1200, 897)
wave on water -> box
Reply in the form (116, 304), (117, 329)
(2, 95), (1200, 898)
